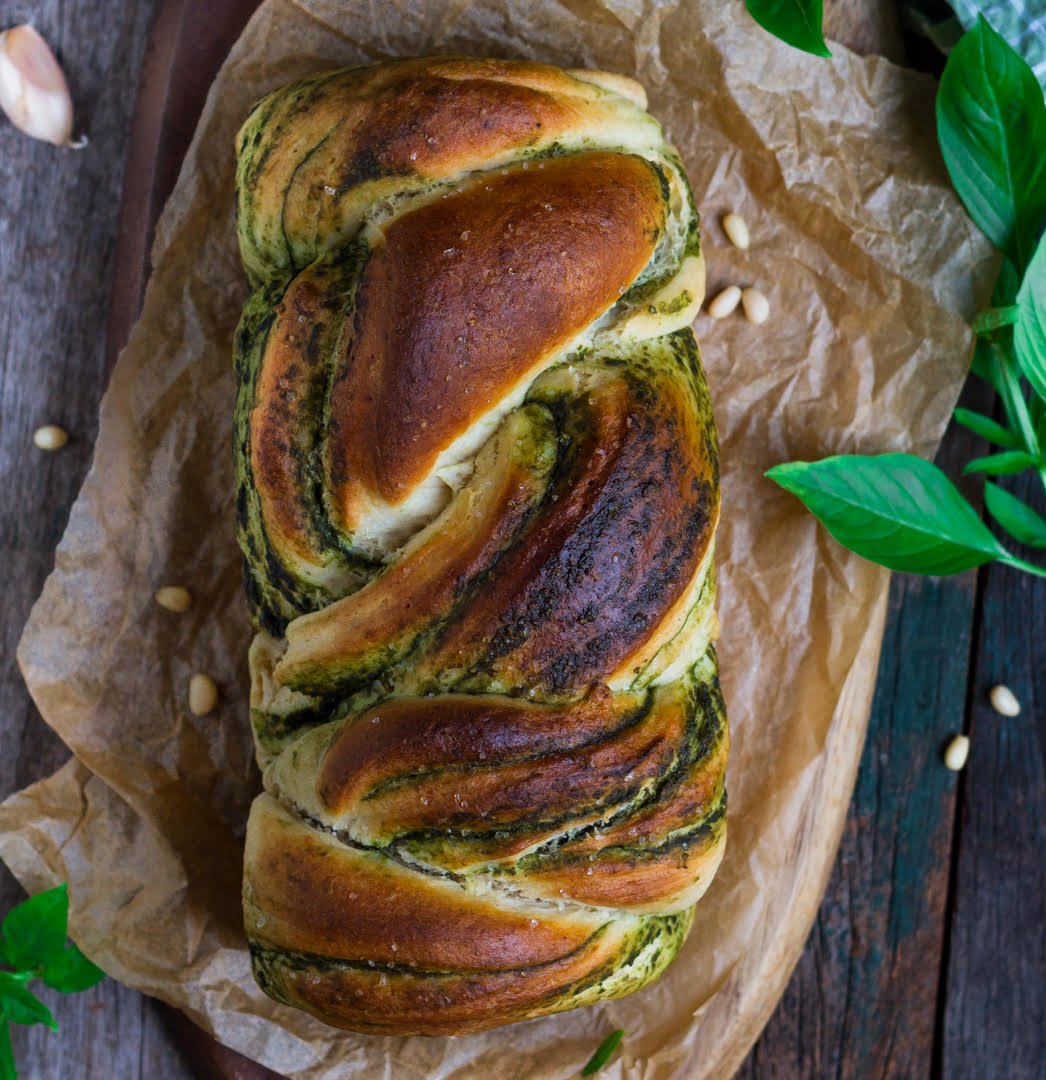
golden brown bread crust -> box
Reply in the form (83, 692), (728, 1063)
(251, 919), (644, 1036)
(326, 151), (665, 519)
(246, 802), (692, 1036)
(245, 796), (603, 970)
(517, 709), (729, 910)
(234, 56), (725, 1036)
(407, 359), (718, 697)
(274, 355), (717, 700)
(250, 263), (346, 578)
(275, 405), (556, 692)
(317, 686), (631, 816)
(235, 58), (667, 285)
(318, 687), (682, 841)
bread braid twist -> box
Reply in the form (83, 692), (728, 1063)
(234, 57), (727, 1036)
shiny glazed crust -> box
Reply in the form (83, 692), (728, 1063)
(234, 56), (725, 1036)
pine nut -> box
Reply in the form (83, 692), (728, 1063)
(943, 734), (970, 772)
(741, 287), (770, 324)
(989, 684), (1020, 717)
(33, 424), (68, 451)
(707, 286), (741, 319)
(155, 586), (192, 613)
(722, 212), (750, 250)
(188, 674), (218, 716)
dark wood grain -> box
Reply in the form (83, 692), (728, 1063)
(735, 16), (977, 1078)
(739, 379), (990, 1080)
(738, 579), (969, 1079)
(107, 0), (263, 371)
(105, 3), (276, 1074)
(0, 0), (260, 1076)
(0, 2), (190, 1078)
(941, 468), (1046, 1080)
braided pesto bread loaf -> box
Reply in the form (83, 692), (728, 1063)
(233, 57), (727, 1036)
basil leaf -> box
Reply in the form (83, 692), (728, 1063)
(953, 407), (1021, 449)
(41, 946), (105, 994)
(745, 0), (831, 57)
(581, 1029), (625, 1076)
(0, 974), (56, 1031)
(1014, 232), (1046, 402)
(0, 886), (67, 973)
(936, 17), (1046, 272)
(962, 450), (1038, 475)
(767, 454), (1008, 574)
(0, 1020), (14, 1080)
(984, 483), (1046, 548)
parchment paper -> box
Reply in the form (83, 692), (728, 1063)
(0, 2), (995, 1077)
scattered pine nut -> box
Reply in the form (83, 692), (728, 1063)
(741, 287), (770, 324)
(943, 734), (970, 772)
(155, 586), (192, 613)
(188, 673), (218, 716)
(33, 424), (68, 450)
(707, 285), (742, 319)
(722, 212), (750, 250)
(989, 684), (1020, 717)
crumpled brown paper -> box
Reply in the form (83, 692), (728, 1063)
(0, 1), (994, 1077)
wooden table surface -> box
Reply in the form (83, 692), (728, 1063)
(0, 2), (1042, 1078)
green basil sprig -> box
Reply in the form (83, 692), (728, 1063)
(0, 885), (105, 1079)
(581, 1029), (625, 1076)
(745, 0), (831, 58)
(769, 17), (1046, 576)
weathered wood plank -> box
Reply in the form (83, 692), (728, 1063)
(941, 470), (1046, 1080)
(3, 955), (183, 1080)
(0, 2), (169, 1077)
(107, 0), (263, 369)
(104, 1), (281, 1073)
(739, 380), (989, 1078)
(737, 574), (973, 1078)
(735, 9), (979, 1072)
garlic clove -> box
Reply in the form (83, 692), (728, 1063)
(0, 24), (84, 148)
